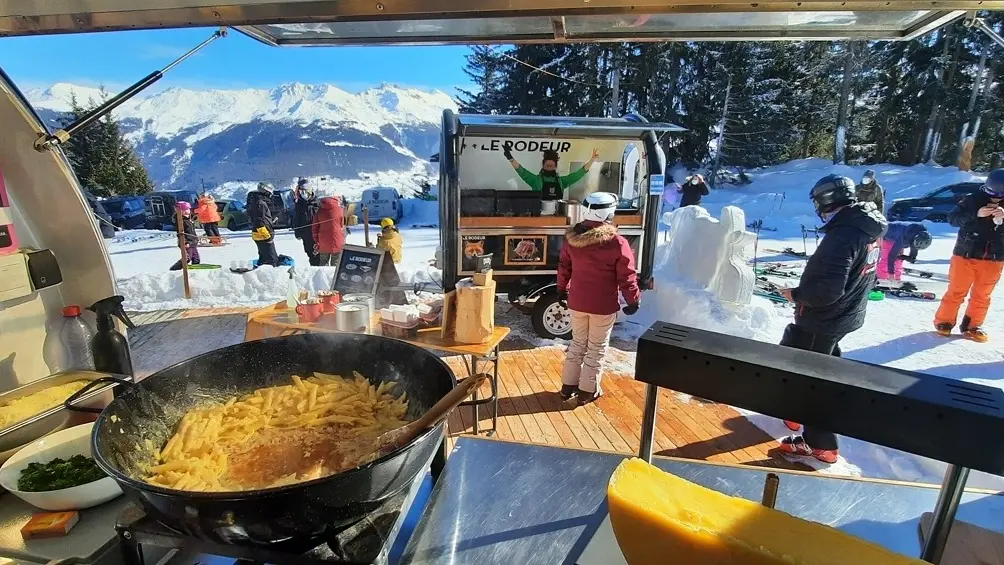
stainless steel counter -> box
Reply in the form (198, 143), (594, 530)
(400, 437), (1004, 565)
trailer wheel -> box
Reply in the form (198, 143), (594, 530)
(531, 293), (572, 340)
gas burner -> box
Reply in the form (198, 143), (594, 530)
(114, 475), (424, 565)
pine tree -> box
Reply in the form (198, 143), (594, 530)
(458, 46), (505, 114)
(61, 92), (154, 197)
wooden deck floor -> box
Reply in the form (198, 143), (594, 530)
(440, 348), (809, 471)
(128, 308), (808, 471)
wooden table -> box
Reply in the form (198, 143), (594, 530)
(245, 302), (510, 434)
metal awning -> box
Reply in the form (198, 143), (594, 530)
(456, 114), (685, 138)
(0, 0), (985, 42)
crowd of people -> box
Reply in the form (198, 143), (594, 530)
(169, 178), (404, 271)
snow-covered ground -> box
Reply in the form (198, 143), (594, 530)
(107, 158), (1004, 488)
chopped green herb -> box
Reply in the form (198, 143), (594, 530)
(17, 455), (106, 492)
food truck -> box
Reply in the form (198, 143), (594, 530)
(438, 112), (684, 338)
(1, 3), (1003, 565)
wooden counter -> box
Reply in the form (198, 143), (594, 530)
(613, 214), (643, 227)
(460, 216), (568, 228)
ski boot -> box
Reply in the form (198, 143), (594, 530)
(563, 388), (602, 409)
(779, 435), (838, 464)
(559, 384), (577, 401)
(960, 316), (989, 342)
(934, 323), (953, 337)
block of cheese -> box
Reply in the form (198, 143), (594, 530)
(607, 458), (926, 565)
(21, 511), (79, 539)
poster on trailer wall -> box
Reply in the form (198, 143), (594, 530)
(504, 235), (547, 266)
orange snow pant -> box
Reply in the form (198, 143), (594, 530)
(934, 255), (1004, 329)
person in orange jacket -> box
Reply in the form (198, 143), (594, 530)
(934, 169), (1004, 342)
(195, 193), (222, 239)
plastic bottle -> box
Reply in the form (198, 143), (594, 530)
(58, 306), (95, 371)
(287, 266), (298, 308)
(88, 295), (136, 377)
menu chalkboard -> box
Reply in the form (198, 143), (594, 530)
(331, 244), (386, 297)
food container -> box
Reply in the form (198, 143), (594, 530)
(0, 371), (124, 464)
(380, 317), (422, 339)
(335, 303), (370, 333)
(342, 293), (375, 319)
(0, 422), (122, 510)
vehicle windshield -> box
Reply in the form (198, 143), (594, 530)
(230, 200), (244, 211)
(102, 200), (125, 213)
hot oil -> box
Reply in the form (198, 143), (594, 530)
(223, 425), (381, 489)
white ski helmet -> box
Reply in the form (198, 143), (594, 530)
(581, 192), (618, 223)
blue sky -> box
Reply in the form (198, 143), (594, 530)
(0, 27), (473, 94)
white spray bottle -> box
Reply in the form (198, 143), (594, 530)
(287, 266), (298, 308)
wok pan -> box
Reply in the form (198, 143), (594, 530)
(82, 333), (455, 548)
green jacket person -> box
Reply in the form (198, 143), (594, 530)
(503, 142), (601, 200)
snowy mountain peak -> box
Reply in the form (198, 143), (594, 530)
(26, 81), (455, 189)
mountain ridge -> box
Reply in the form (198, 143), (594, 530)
(26, 81), (456, 191)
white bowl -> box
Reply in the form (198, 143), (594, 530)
(0, 422), (122, 511)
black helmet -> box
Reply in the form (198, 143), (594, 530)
(810, 174), (857, 216)
(912, 230), (932, 250)
(984, 169), (1004, 198)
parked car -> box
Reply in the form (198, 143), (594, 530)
(144, 190), (199, 230)
(360, 187), (404, 223)
(271, 188), (296, 228)
(886, 182), (983, 222)
(194, 198), (250, 231)
(102, 196), (146, 229)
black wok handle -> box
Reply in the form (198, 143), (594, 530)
(64, 375), (134, 413)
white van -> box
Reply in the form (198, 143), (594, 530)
(360, 187), (404, 224)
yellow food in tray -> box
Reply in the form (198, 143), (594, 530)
(607, 458), (926, 565)
(0, 381), (89, 430)
(146, 372), (409, 492)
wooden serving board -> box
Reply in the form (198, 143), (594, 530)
(920, 513), (1004, 565)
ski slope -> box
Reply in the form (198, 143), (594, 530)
(105, 159), (1004, 488)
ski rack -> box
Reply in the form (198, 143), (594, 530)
(634, 321), (1004, 564)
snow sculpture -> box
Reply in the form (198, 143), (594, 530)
(663, 205), (755, 305)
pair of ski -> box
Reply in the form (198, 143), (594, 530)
(754, 266), (801, 279)
(754, 278), (794, 306)
(873, 284), (937, 301)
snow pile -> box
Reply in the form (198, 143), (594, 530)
(625, 266), (777, 343)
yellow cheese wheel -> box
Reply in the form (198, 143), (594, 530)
(607, 458), (926, 565)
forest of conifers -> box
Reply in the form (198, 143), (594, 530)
(459, 14), (1004, 172)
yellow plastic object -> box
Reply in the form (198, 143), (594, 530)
(606, 458), (926, 565)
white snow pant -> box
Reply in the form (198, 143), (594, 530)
(561, 310), (617, 394)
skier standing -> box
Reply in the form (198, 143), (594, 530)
(777, 175), (886, 464)
(169, 202), (201, 271)
(557, 192), (641, 409)
(679, 174), (710, 207)
(293, 179), (319, 266)
(376, 217), (403, 264)
(312, 196), (346, 267)
(878, 222), (931, 281)
(195, 193), (222, 240)
(934, 169), (1004, 342)
(661, 175), (682, 221)
(248, 182), (279, 268)
(856, 169), (886, 214)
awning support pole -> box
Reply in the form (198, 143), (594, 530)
(965, 13), (1004, 49)
(34, 27), (227, 152)
(920, 464), (970, 563)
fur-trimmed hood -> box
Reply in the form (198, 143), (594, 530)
(566, 222), (618, 248)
